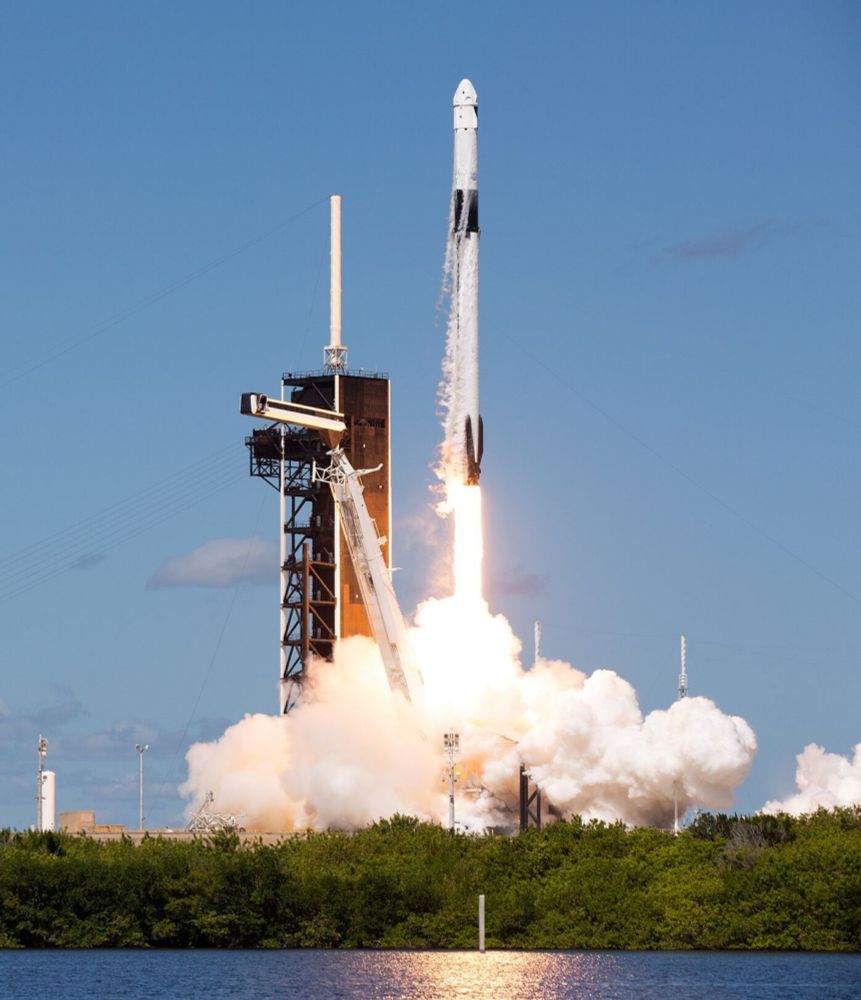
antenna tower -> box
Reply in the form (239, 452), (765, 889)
(36, 735), (47, 830)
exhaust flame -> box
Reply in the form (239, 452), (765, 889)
(450, 483), (483, 602)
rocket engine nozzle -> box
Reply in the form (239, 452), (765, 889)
(465, 414), (483, 485)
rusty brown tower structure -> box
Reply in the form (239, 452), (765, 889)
(246, 197), (392, 713)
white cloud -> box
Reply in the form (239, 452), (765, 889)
(147, 536), (277, 589)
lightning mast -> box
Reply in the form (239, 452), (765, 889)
(323, 195), (348, 372)
(674, 634), (688, 835)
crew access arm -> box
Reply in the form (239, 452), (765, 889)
(240, 393), (422, 703)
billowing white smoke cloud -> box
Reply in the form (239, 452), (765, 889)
(182, 596), (757, 832)
(763, 743), (861, 816)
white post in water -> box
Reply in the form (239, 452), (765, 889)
(478, 894), (486, 952)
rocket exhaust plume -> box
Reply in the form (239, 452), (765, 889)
(182, 80), (757, 833)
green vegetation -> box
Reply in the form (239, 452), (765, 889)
(1, 809), (859, 949)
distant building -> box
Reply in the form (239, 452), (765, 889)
(59, 810), (125, 834)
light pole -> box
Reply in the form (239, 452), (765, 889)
(135, 744), (149, 830)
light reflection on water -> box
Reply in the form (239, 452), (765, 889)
(1, 949), (860, 999)
(351, 950), (629, 998)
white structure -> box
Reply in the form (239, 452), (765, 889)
(533, 620), (542, 666)
(39, 770), (56, 832)
(450, 79), (483, 485)
(186, 792), (241, 833)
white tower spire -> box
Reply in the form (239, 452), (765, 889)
(323, 194), (348, 371)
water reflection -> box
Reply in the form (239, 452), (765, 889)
(2, 949), (860, 1000)
(288, 950), (861, 1000)
(358, 950), (628, 999)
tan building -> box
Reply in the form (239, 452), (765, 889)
(59, 810), (125, 834)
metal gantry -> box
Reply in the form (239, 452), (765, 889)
(246, 420), (335, 713)
(186, 791), (242, 833)
(519, 763), (542, 832)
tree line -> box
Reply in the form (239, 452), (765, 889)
(0, 808), (859, 949)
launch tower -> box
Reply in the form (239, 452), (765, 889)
(246, 197), (392, 714)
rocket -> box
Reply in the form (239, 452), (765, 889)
(452, 79), (483, 485)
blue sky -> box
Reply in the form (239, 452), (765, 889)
(1, 1), (859, 829)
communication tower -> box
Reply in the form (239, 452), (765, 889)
(36, 735), (47, 829)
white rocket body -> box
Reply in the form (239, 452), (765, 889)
(451, 79), (482, 485)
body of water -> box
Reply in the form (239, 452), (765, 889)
(1, 949), (859, 999)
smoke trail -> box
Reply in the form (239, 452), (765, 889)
(762, 743), (861, 815)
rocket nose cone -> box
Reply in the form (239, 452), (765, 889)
(453, 79), (478, 107)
